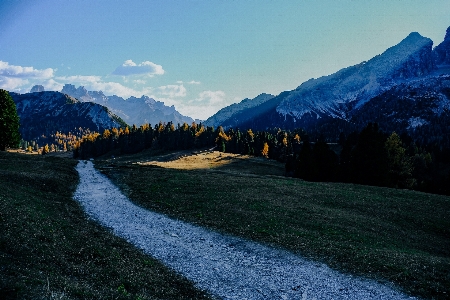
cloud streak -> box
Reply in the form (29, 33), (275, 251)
(158, 84), (187, 98)
(0, 61), (54, 78)
(0, 61), (54, 91)
(112, 60), (164, 76)
(196, 90), (226, 105)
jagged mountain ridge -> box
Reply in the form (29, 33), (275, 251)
(207, 26), (450, 142)
(11, 91), (126, 141)
(61, 84), (195, 126)
(278, 32), (435, 120)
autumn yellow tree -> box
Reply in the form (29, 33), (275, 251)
(42, 144), (50, 155)
(261, 142), (269, 158)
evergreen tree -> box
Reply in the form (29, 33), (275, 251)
(295, 135), (317, 180)
(385, 132), (415, 188)
(350, 123), (388, 186)
(313, 137), (338, 181)
(0, 89), (21, 150)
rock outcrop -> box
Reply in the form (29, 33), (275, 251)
(61, 84), (93, 101)
(433, 26), (450, 65)
(30, 85), (45, 93)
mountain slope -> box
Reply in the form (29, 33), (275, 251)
(11, 91), (126, 140)
(61, 84), (195, 126)
(277, 32), (435, 121)
(434, 26), (450, 66)
(210, 27), (450, 142)
(349, 75), (450, 146)
(203, 93), (274, 128)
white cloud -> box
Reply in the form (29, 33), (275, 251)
(42, 79), (64, 92)
(112, 60), (164, 76)
(159, 90), (227, 120)
(0, 60), (54, 79)
(196, 90), (226, 104)
(0, 60), (225, 120)
(0, 61), (54, 91)
(158, 84), (187, 98)
(188, 80), (201, 85)
(176, 80), (201, 85)
(56, 75), (102, 84)
(0, 77), (29, 91)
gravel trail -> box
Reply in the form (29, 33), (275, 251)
(74, 160), (416, 300)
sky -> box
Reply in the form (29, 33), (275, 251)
(0, 0), (449, 120)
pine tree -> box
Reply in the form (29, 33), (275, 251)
(350, 123), (388, 186)
(385, 132), (415, 188)
(0, 89), (21, 151)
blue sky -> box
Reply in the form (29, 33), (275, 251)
(0, 0), (449, 119)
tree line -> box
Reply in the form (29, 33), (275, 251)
(3, 88), (447, 195)
(73, 120), (450, 195)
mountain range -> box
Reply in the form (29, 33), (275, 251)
(11, 91), (126, 141)
(60, 84), (195, 126)
(10, 26), (450, 147)
(205, 26), (450, 144)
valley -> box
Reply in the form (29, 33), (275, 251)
(2, 16), (450, 299)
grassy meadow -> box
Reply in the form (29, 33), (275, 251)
(0, 151), (211, 299)
(1, 148), (449, 299)
(96, 149), (450, 299)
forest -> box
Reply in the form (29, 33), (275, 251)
(73, 121), (450, 196)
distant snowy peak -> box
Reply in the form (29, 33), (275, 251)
(61, 84), (194, 126)
(377, 32), (434, 78)
(61, 84), (109, 104)
(204, 93), (274, 127)
(61, 84), (91, 101)
(11, 91), (126, 141)
(277, 31), (435, 120)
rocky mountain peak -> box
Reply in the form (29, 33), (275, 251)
(61, 84), (90, 100)
(433, 26), (450, 66)
(30, 85), (45, 93)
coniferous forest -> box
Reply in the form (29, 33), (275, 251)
(73, 121), (450, 196)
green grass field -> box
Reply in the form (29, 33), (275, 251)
(0, 151), (211, 299)
(97, 151), (450, 299)
(2, 149), (449, 299)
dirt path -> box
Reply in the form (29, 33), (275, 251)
(74, 160), (415, 300)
